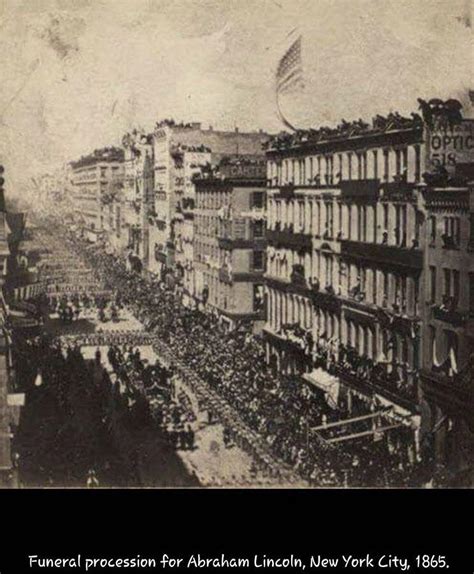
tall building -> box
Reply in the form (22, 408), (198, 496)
(419, 184), (474, 484)
(70, 147), (124, 242)
(170, 144), (213, 295)
(120, 132), (154, 270)
(193, 157), (267, 331)
(263, 101), (473, 473)
(149, 121), (269, 279)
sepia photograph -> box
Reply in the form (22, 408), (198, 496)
(0, 0), (472, 489)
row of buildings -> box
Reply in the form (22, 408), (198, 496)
(63, 99), (474, 484)
(0, 168), (36, 486)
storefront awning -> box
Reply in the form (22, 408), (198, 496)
(303, 368), (340, 410)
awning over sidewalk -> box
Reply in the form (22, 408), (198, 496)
(303, 368), (340, 410)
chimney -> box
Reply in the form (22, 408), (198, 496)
(235, 127), (239, 133)
(209, 125), (213, 131)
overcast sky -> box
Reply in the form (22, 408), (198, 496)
(0, 0), (472, 196)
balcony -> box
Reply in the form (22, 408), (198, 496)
(310, 285), (342, 313)
(381, 179), (416, 202)
(340, 240), (423, 272)
(339, 178), (380, 201)
(262, 326), (312, 364)
(334, 363), (417, 412)
(267, 227), (312, 251)
(420, 366), (473, 417)
(266, 275), (311, 298)
(217, 237), (263, 249)
(277, 184), (296, 200)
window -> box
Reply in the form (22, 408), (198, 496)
(395, 149), (401, 176)
(429, 325), (436, 365)
(252, 191), (264, 209)
(429, 266), (436, 303)
(373, 150), (378, 180)
(383, 149), (389, 182)
(382, 204), (389, 242)
(442, 216), (460, 249)
(453, 270), (460, 304)
(300, 159), (306, 184)
(253, 220), (264, 239)
(253, 250), (264, 271)
(327, 155), (333, 184)
(414, 145), (421, 182)
(360, 265), (366, 294)
(298, 200), (305, 230)
(325, 202), (334, 238)
(401, 275), (407, 312)
(359, 205), (367, 241)
(429, 215), (436, 245)
(394, 205), (407, 247)
(443, 268), (451, 298)
(325, 255), (333, 288)
(253, 285), (264, 312)
(382, 271), (389, 305)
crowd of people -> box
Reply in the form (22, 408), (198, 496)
(16, 223), (434, 487)
(13, 333), (199, 487)
(41, 292), (122, 325)
(104, 343), (197, 452)
(64, 230), (428, 487)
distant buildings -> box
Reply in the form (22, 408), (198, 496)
(150, 121), (269, 279)
(70, 147), (125, 242)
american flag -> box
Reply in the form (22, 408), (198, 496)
(276, 34), (304, 96)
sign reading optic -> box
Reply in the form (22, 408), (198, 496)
(428, 119), (474, 172)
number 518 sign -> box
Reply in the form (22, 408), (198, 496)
(428, 119), (474, 171)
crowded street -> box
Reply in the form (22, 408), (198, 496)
(9, 218), (432, 488)
(13, 222), (303, 487)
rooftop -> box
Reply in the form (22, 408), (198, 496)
(265, 98), (464, 153)
(70, 147), (125, 169)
